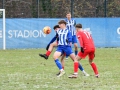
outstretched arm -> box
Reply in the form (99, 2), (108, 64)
(46, 34), (58, 50)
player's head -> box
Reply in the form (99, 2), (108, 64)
(58, 20), (67, 29)
(53, 25), (60, 31)
(66, 12), (71, 20)
(75, 24), (82, 31)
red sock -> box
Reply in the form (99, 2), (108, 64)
(74, 62), (78, 73)
(46, 51), (51, 56)
(91, 62), (98, 75)
(64, 53), (66, 56)
(62, 66), (64, 70)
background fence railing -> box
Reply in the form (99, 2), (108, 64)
(0, 0), (120, 18)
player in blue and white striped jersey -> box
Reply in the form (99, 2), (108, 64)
(53, 20), (78, 77)
(56, 27), (71, 46)
(39, 21), (89, 77)
(65, 12), (78, 58)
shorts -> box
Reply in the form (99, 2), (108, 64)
(56, 45), (73, 56)
(72, 35), (77, 44)
(78, 49), (95, 60)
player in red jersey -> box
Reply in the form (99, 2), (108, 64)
(69, 23), (99, 78)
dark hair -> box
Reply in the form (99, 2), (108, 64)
(53, 25), (60, 30)
(58, 20), (67, 25)
(75, 24), (82, 28)
(66, 12), (71, 15)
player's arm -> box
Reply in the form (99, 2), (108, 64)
(78, 36), (83, 47)
(67, 31), (72, 46)
(74, 20), (76, 26)
(46, 34), (58, 50)
(77, 33), (84, 53)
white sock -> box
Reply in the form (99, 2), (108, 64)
(82, 70), (86, 73)
(60, 69), (63, 72)
(74, 73), (78, 75)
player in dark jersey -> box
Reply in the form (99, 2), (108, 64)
(69, 24), (99, 78)
(39, 25), (59, 59)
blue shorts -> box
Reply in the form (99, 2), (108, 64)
(72, 35), (77, 44)
(56, 45), (73, 56)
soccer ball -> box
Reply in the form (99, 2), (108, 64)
(43, 26), (51, 34)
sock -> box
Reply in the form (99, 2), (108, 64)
(78, 63), (84, 71)
(75, 50), (78, 55)
(91, 62), (98, 75)
(46, 51), (51, 56)
(62, 66), (64, 70)
(66, 54), (68, 58)
(74, 62), (78, 74)
(64, 53), (66, 56)
(55, 59), (62, 70)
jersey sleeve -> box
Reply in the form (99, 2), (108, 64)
(67, 30), (72, 43)
(77, 32), (83, 47)
(74, 20), (76, 26)
(46, 34), (57, 50)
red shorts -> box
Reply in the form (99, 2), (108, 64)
(78, 49), (95, 60)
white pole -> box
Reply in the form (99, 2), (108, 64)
(3, 9), (5, 50)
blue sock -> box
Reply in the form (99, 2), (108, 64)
(75, 50), (78, 55)
(55, 59), (62, 70)
(78, 63), (84, 71)
(66, 56), (68, 58)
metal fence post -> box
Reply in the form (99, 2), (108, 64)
(71, 0), (74, 17)
(104, 0), (107, 17)
(2, 0), (4, 9)
(38, 0), (40, 18)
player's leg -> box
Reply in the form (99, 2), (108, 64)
(64, 47), (88, 78)
(53, 51), (62, 71)
(68, 53), (79, 78)
(53, 48), (65, 77)
(56, 54), (65, 76)
(39, 42), (58, 59)
(68, 52), (89, 78)
(46, 42), (57, 56)
(60, 46), (78, 78)
(74, 43), (78, 56)
(76, 55), (89, 76)
(66, 35), (78, 59)
(88, 50), (99, 78)
(65, 54), (69, 59)
(61, 54), (65, 70)
(73, 35), (78, 56)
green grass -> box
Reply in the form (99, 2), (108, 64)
(0, 48), (120, 90)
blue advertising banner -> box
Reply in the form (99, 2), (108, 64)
(4, 18), (120, 49)
(76, 18), (120, 47)
(6, 18), (60, 49)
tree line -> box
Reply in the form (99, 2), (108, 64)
(0, 0), (120, 18)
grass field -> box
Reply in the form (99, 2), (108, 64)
(0, 48), (120, 90)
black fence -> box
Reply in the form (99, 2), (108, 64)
(0, 0), (120, 18)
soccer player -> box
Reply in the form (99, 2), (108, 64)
(39, 25), (89, 76)
(39, 25), (59, 59)
(53, 20), (88, 77)
(39, 25), (66, 71)
(65, 12), (78, 58)
(68, 24), (99, 78)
